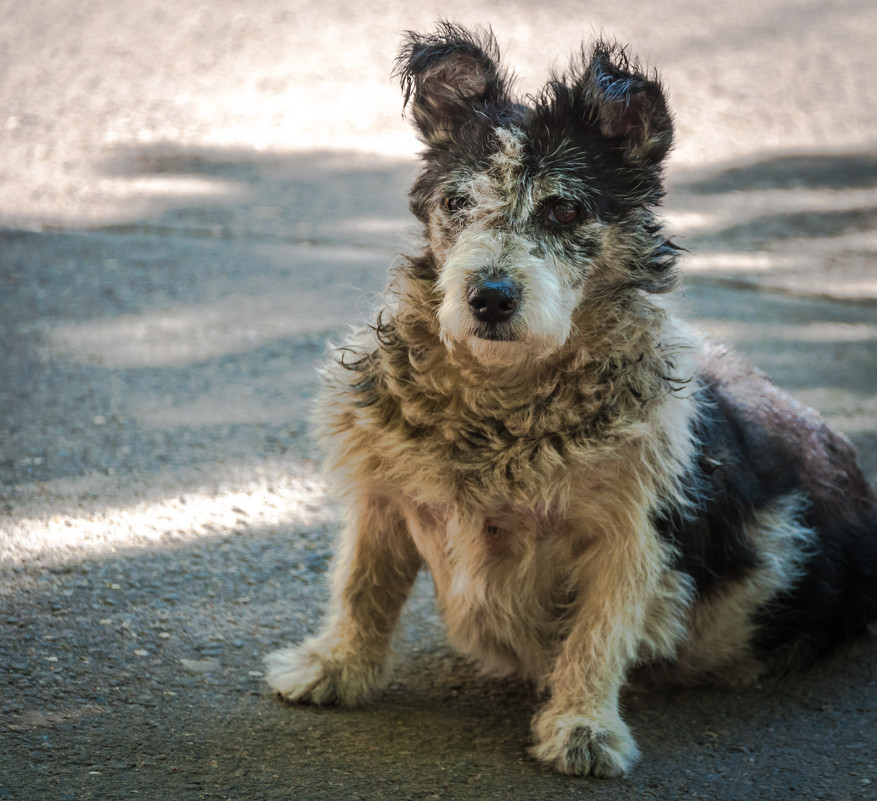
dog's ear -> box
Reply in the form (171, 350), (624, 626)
(396, 23), (510, 146)
(585, 44), (673, 165)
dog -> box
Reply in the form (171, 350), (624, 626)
(265, 23), (877, 777)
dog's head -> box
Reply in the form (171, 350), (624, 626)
(396, 23), (677, 364)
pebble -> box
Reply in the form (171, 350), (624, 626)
(180, 658), (222, 674)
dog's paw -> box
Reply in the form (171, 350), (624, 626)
(530, 709), (639, 777)
(264, 640), (385, 707)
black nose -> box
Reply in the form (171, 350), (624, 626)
(467, 279), (521, 325)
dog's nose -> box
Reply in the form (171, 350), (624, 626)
(467, 279), (521, 325)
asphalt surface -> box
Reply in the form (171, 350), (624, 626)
(2, 2), (877, 800)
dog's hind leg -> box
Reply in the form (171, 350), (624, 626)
(266, 493), (421, 706)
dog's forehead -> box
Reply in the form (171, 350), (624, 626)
(455, 124), (593, 220)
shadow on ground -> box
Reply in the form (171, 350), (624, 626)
(678, 152), (877, 194)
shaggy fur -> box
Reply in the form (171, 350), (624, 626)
(265, 23), (877, 777)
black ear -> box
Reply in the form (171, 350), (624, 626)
(585, 44), (673, 165)
(395, 22), (511, 146)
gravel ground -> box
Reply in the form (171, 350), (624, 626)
(2, 2), (876, 799)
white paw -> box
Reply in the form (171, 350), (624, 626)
(530, 709), (639, 777)
(264, 639), (385, 707)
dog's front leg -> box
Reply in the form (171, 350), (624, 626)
(530, 526), (663, 777)
(266, 494), (421, 706)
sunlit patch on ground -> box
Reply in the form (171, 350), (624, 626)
(1, 465), (332, 566)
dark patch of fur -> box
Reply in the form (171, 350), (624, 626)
(658, 345), (877, 669)
(395, 23), (518, 150)
(754, 511), (877, 671)
(653, 381), (762, 598)
(700, 349), (877, 668)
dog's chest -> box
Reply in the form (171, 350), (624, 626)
(403, 501), (575, 677)
(405, 502), (563, 560)
(368, 347), (660, 510)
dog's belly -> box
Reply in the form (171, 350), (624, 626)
(404, 503), (575, 680)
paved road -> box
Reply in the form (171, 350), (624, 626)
(2, 2), (876, 799)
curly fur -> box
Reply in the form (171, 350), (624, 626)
(265, 23), (877, 777)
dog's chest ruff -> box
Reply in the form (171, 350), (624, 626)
(403, 500), (579, 678)
(361, 342), (680, 509)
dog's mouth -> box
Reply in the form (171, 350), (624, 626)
(466, 336), (532, 367)
(471, 322), (518, 342)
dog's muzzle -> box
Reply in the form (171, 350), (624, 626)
(467, 278), (521, 335)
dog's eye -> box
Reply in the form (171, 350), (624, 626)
(547, 200), (580, 226)
(443, 195), (471, 214)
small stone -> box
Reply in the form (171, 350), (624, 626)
(180, 658), (221, 673)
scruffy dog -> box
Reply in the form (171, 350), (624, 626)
(266, 23), (877, 776)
